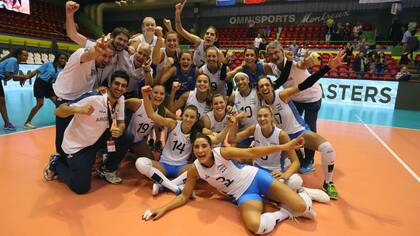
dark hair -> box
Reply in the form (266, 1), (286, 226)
(256, 76), (274, 92)
(53, 52), (68, 68)
(110, 70), (129, 84)
(206, 26), (218, 38)
(243, 46), (258, 57)
(190, 133), (212, 161)
(152, 84), (167, 116)
(111, 27), (130, 39)
(183, 105), (202, 143)
(0, 48), (27, 62)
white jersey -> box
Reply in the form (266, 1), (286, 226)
(194, 147), (258, 200)
(205, 110), (228, 133)
(253, 124), (284, 171)
(53, 48), (97, 100)
(186, 89), (210, 119)
(282, 61), (322, 103)
(233, 89), (258, 129)
(260, 90), (305, 134)
(126, 55), (153, 93)
(62, 92), (125, 154)
(138, 34), (157, 51)
(202, 64), (227, 96)
(193, 40), (220, 68)
(160, 121), (191, 166)
(155, 48), (168, 76)
(127, 100), (156, 143)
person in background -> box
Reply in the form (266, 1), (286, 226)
(0, 48), (30, 130)
(23, 53), (68, 129)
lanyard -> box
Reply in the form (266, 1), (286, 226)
(107, 99), (117, 128)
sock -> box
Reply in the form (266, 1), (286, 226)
(256, 209), (289, 235)
(318, 141), (335, 183)
(135, 158), (180, 193)
(171, 171), (188, 186)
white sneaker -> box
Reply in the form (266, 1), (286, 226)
(24, 122), (37, 129)
(152, 183), (163, 196)
(304, 187), (330, 203)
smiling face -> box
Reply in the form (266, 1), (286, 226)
(109, 77), (128, 99)
(244, 48), (257, 64)
(267, 47), (284, 67)
(234, 74), (250, 92)
(95, 47), (115, 68)
(151, 85), (165, 107)
(112, 33), (129, 52)
(180, 52), (192, 71)
(193, 137), (213, 165)
(211, 95), (226, 116)
(206, 48), (218, 67)
(257, 107), (274, 129)
(195, 74), (210, 93)
(257, 77), (273, 99)
(142, 17), (156, 35)
(134, 44), (150, 66)
(182, 107), (199, 130)
(165, 33), (179, 52)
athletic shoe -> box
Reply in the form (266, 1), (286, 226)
(4, 123), (16, 130)
(24, 122), (37, 129)
(97, 166), (123, 184)
(152, 183), (164, 196)
(323, 182), (339, 200)
(282, 205), (317, 220)
(43, 154), (60, 181)
(303, 187), (330, 203)
(298, 163), (315, 174)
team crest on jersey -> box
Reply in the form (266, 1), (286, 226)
(217, 164), (227, 173)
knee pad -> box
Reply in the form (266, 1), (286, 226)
(285, 174), (303, 190)
(318, 141), (335, 165)
(135, 157), (152, 175)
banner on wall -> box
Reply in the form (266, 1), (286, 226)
(3, 64), (39, 89)
(228, 10), (351, 25)
(317, 78), (399, 109)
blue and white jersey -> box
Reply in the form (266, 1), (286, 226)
(242, 61), (265, 88)
(260, 89), (306, 134)
(202, 64), (227, 96)
(193, 40), (220, 68)
(194, 147), (258, 200)
(204, 110), (228, 133)
(62, 92), (125, 154)
(160, 121), (191, 166)
(127, 100), (156, 143)
(253, 124), (284, 171)
(174, 65), (196, 99)
(233, 89), (258, 130)
(0, 57), (19, 80)
(36, 62), (63, 83)
(186, 89), (210, 119)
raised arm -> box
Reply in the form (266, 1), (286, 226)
(141, 86), (177, 130)
(227, 116), (255, 144)
(279, 50), (345, 103)
(65, 1), (88, 47)
(152, 26), (165, 65)
(143, 164), (199, 221)
(80, 37), (108, 63)
(125, 98), (142, 112)
(167, 82), (188, 113)
(175, 0), (202, 47)
(220, 136), (304, 161)
(55, 103), (94, 118)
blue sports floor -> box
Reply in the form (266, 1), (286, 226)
(0, 87), (419, 135)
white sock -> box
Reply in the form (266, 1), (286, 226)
(318, 141), (335, 183)
(171, 171), (188, 186)
(256, 209), (289, 234)
(135, 158), (180, 193)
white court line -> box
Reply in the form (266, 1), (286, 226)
(319, 118), (420, 131)
(355, 115), (420, 183)
(0, 125), (55, 137)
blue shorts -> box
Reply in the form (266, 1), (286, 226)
(236, 169), (275, 206)
(160, 162), (186, 178)
(238, 137), (254, 147)
(289, 128), (309, 139)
